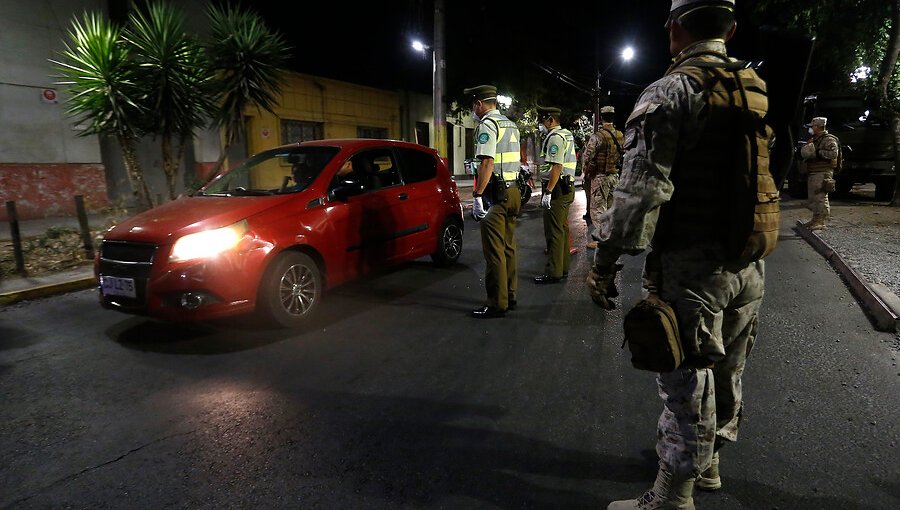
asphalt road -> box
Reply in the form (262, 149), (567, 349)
(1, 193), (898, 510)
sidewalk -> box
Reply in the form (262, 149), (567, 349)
(3, 181), (899, 331)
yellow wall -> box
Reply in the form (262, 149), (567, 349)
(245, 71), (401, 157)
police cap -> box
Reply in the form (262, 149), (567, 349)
(536, 105), (561, 120)
(600, 106), (616, 114)
(463, 85), (497, 101)
(671, 0), (735, 11)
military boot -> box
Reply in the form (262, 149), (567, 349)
(805, 215), (826, 230)
(696, 451), (721, 491)
(607, 466), (695, 510)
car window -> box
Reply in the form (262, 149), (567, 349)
(202, 146), (339, 196)
(336, 149), (402, 192)
(397, 148), (438, 184)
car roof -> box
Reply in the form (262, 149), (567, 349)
(271, 138), (439, 155)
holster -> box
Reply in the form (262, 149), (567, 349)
(486, 173), (509, 204)
(558, 176), (573, 195)
(822, 177), (836, 193)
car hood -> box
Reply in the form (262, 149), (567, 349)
(104, 196), (289, 243)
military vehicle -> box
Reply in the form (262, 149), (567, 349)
(786, 92), (895, 200)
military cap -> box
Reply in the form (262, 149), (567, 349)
(600, 106), (616, 114)
(671, 0), (735, 12)
(463, 85), (497, 101)
(810, 117), (827, 127)
(536, 105), (561, 119)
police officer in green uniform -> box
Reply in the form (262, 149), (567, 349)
(535, 106), (577, 284)
(466, 85), (522, 318)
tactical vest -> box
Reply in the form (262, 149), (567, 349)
(655, 54), (780, 264)
(480, 110), (521, 181)
(598, 125), (624, 175)
(540, 127), (577, 179)
(806, 133), (840, 173)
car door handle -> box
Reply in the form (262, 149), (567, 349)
(398, 193), (408, 200)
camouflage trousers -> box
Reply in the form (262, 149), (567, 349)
(651, 245), (766, 478)
(589, 173), (618, 239)
(806, 171), (832, 219)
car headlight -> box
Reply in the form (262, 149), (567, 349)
(169, 220), (249, 262)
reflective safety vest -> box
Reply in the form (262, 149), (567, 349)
(480, 110), (521, 181)
(540, 127), (577, 179)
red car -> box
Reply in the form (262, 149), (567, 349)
(97, 139), (464, 326)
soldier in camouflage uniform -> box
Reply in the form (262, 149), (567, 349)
(581, 105), (625, 249)
(586, 1), (769, 508)
(800, 116), (840, 230)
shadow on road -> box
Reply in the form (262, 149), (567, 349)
(248, 388), (660, 509)
(107, 260), (473, 355)
(0, 324), (41, 351)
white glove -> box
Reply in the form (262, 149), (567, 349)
(472, 196), (487, 221)
(541, 192), (552, 209)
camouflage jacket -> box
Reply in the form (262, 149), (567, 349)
(594, 39), (733, 269)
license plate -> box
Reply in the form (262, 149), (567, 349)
(100, 276), (136, 298)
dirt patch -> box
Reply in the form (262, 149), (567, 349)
(1, 228), (102, 279)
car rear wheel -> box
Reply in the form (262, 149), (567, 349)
(431, 219), (463, 266)
(875, 178), (896, 201)
(259, 251), (322, 327)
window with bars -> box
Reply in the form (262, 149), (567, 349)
(281, 120), (323, 144)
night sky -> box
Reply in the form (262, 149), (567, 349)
(245, 1), (797, 117)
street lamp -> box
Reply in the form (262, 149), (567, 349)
(593, 45), (635, 130)
(411, 39), (427, 53)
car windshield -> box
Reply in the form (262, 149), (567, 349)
(200, 146), (340, 196)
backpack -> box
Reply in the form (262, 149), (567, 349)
(599, 126), (624, 171)
(667, 58), (780, 263)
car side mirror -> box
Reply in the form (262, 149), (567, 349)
(328, 178), (366, 201)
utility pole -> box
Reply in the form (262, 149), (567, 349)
(433, 0), (447, 157)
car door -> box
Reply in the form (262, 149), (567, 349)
(326, 148), (406, 277)
(393, 147), (441, 257)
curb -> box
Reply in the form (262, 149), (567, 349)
(0, 276), (97, 306)
(794, 220), (900, 333)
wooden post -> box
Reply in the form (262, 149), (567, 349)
(74, 195), (94, 260)
(5, 201), (26, 275)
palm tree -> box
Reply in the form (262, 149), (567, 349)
(51, 12), (153, 210)
(204, 3), (290, 180)
(125, 1), (215, 200)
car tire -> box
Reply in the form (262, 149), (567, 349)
(787, 176), (808, 199)
(875, 179), (896, 201)
(258, 251), (322, 327)
(834, 176), (854, 196)
(431, 218), (463, 267)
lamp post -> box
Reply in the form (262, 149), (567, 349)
(593, 46), (635, 130)
(410, 0), (447, 157)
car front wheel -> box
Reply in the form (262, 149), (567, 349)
(431, 219), (463, 266)
(259, 251), (322, 327)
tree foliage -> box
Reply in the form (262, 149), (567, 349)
(205, 2), (291, 175)
(756, 0), (898, 106)
(51, 12), (153, 209)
